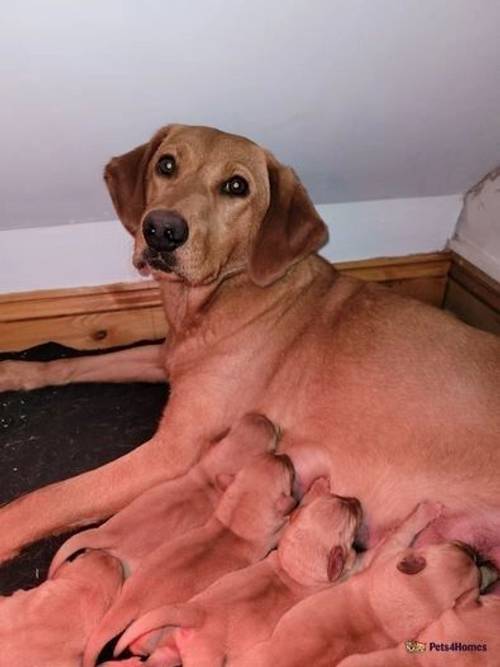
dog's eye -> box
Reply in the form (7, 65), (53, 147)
(221, 176), (249, 197)
(157, 155), (177, 177)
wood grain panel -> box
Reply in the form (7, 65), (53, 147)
(0, 307), (167, 352)
(0, 252), (452, 352)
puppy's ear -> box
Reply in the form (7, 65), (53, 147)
(104, 126), (172, 234)
(397, 553), (427, 575)
(327, 545), (345, 581)
(249, 151), (328, 286)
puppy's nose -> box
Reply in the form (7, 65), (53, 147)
(142, 210), (189, 252)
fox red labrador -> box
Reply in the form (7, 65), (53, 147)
(0, 124), (499, 567)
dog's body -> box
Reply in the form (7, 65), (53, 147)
(48, 413), (277, 578)
(113, 480), (361, 665)
(0, 124), (499, 572)
(231, 502), (481, 667)
(0, 550), (122, 667)
(82, 452), (296, 667)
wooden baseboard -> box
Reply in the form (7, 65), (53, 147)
(0, 252), (451, 352)
(444, 252), (500, 335)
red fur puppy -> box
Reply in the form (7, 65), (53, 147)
(232, 502), (481, 667)
(83, 451), (296, 667)
(114, 478), (362, 665)
(0, 550), (122, 667)
(49, 413), (277, 578)
(338, 582), (500, 666)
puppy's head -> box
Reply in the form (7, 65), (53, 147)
(214, 452), (297, 543)
(372, 541), (480, 640)
(278, 480), (362, 585)
(203, 413), (279, 479)
(104, 124), (327, 286)
(55, 550), (123, 613)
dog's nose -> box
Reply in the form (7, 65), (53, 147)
(142, 210), (189, 252)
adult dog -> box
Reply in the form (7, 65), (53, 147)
(0, 124), (499, 566)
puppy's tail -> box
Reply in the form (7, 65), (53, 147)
(114, 603), (205, 657)
(49, 527), (109, 577)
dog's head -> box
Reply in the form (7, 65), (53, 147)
(104, 124), (328, 286)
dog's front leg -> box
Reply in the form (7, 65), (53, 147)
(0, 343), (166, 392)
(0, 397), (208, 564)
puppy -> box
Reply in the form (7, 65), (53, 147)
(232, 502), (480, 667)
(49, 413), (277, 578)
(338, 581), (500, 666)
(113, 478), (362, 665)
(83, 451), (296, 667)
(0, 550), (122, 667)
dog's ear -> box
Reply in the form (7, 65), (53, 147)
(103, 126), (171, 234)
(249, 152), (328, 286)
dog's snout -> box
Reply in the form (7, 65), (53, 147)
(143, 210), (189, 252)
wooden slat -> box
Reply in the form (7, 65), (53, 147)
(336, 251), (450, 271)
(445, 280), (500, 336)
(0, 282), (160, 323)
(0, 252), (452, 352)
(0, 307), (167, 352)
(447, 252), (500, 313)
(0, 279), (158, 304)
(444, 252), (500, 335)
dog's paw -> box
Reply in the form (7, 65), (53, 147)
(0, 360), (44, 392)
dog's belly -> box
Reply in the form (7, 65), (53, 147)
(257, 341), (500, 562)
(412, 511), (500, 559)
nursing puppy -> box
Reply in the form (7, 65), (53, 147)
(232, 502), (480, 667)
(0, 550), (122, 667)
(83, 452), (296, 667)
(49, 413), (277, 578)
(114, 479), (361, 665)
(338, 585), (500, 666)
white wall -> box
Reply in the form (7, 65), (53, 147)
(450, 169), (500, 282)
(0, 194), (461, 293)
(1, 0), (499, 231)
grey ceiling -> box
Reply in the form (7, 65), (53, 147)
(1, 0), (499, 230)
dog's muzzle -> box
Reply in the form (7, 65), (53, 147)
(143, 210), (189, 253)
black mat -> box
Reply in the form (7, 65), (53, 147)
(0, 342), (169, 595)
